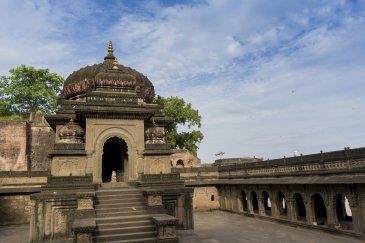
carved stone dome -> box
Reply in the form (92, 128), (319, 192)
(58, 119), (85, 143)
(61, 41), (155, 103)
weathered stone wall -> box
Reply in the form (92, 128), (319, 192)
(0, 121), (28, 171)
(0, 194), (31, 225)
(0, 116), (55, 172)
(193, 186), (219, 211)
(30, 123), (54, 171)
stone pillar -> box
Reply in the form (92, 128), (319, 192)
(326, 202), (337, 227)
(28, 200), (36, 243)
(305, 200), (315, 225)
(271, 195), (280, 219)
(351, 206), (363, 234)
(287, 197), (296, 221)
(247, 194), (254, 214)
(258, 195), (265, 216)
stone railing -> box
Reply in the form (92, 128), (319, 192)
(0, 170), (49, 178)
(141, 172), (180, 182)
(218, 147), (365, 179)
(172, 167), (219, 185)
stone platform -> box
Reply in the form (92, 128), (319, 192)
(1, 211), (363, 243)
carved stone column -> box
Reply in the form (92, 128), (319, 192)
(305, 200), (315, 225)
(286, 197), (296, 221)
(28, 200), (36, 243)
(326, 200), (337, 228)
(258, 196), (265, 216)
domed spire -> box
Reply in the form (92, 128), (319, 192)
(104, 41), (116, 61)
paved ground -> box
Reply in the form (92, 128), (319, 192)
(0, 211), (363, 243)
(178, 211), (363, 243)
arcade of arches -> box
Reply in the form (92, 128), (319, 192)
(219, 184), (357, 232)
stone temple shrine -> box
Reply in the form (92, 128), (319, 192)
(28, 41), (193, 242)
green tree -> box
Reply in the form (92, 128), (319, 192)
(0, 65), (64, 115)
(156, 96), (204, 155)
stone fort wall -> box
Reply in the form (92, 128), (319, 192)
(0, 114), (54, 225)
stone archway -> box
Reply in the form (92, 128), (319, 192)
(101, 137), (128, 182)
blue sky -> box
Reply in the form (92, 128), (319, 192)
(0, 0), (364, 162)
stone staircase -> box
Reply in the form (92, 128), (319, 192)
(93, 183), (157, 243)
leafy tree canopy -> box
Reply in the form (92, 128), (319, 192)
(155, 96), (203, 155)
(0, 65), (64, 115)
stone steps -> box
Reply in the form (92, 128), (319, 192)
(97, 220), (153, 230)
(95, 205), (146, 213)
(95, 225), (156, 236)
(93, 183), (157, 243)
(94, 231), (156, 242)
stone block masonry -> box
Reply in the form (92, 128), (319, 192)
(0, 121), (27, 171)
(0, 194), (31, 225)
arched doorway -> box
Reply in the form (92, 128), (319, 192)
(102, 137), (128, 182)
(251, 191), (258, 214)
(312, 193), (327, 225)
(334, 194), (353, 230)
(242, 191), (248, 212)
(294, 193), (306, 221)
(277, 192), (287, 217)
(263, 191), (272, 216)
(176, 159), (185, 168)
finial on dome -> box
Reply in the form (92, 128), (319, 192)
(108, 41), (114, 54)
(112, 58), (119, 70)
(104, 41), (116, 61)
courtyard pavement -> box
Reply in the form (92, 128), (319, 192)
(0, 211), (363, 243)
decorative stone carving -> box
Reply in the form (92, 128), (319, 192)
(58, 119), (85, 143)
(78, 198), (93, 210)
(76, 233), (92, 243)
(145, 127), (166, 144)
(148, 195), (162, 206)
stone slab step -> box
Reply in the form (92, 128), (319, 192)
(96, 210), (148, 218)
(96, 206), (146, 213)
(94, 195), (145, 203)
(95, 201), (146, 209)
(96, 215), (151, 224)
(95, 225), (156, 236)
(96, 191), (142, 197)
(94, 231), (156, 242)
(97, 220), (153, 230)
(96, 237), (156, 243)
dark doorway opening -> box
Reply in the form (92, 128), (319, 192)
(277, 192), (287, 217)
(313, 193), (327, 225)
(102, 137), (128, 182)
(251, 191), (258, 214)
(263, 191), (272, 216)
(242, 191), (248, 212)
(294, 193), (306, 221)
(335, 194), (353, 230)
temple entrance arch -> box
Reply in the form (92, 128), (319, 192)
(101, 137), (128, 182)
